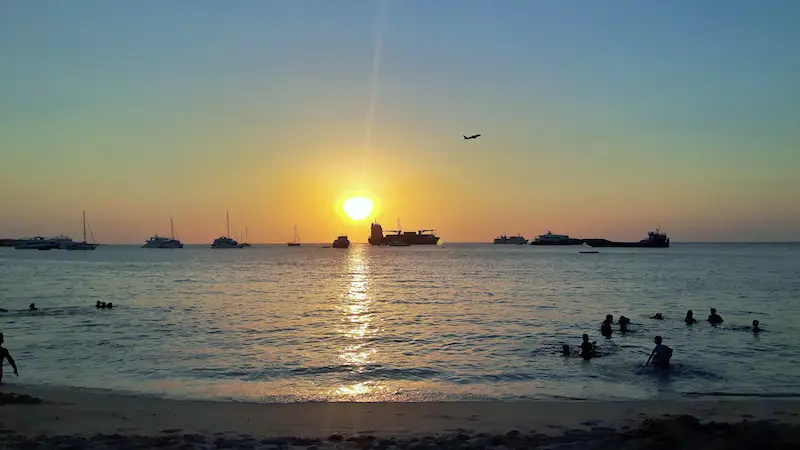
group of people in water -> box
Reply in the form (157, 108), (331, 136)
(562, 307), (763, 369)
(95, 301), (114, 309)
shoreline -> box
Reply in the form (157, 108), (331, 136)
(3, 385), (800, 448)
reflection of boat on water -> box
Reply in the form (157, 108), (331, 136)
(211, 210), (244, 248)
(332, 235), (350, 248)
(368, 220), (440, 246)
(15, 237), (60, 250)
(584, 227), (670, 248)
(493, 234), (528, 245)
(143, 216), (183, 248)
(287, 225), (300, 246)
(530, 230), (584, 246)
(65, 210), (98, 250)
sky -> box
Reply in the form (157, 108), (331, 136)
(1, 0), (798, 243)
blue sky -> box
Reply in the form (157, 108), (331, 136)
(1, 0), (798, 242)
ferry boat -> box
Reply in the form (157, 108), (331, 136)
(15, 237), (60, 250)
(332, 235), (350, 248)
(211, 210), (244, 248)
(530, 230), (584, 246)
(143, 216), (183, 248)
(584, 227), (670, 248)
(368, 220), (440, 246)
(493, 234), (528, 245)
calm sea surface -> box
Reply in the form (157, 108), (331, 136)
(1, 243), (799, 402)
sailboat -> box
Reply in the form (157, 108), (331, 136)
(211, 210), (244, 248)
(143, 216), (183, 248)
(241, 226), (251, 247)
(66, 210), (98, 250)
(287, 225), (301, 246)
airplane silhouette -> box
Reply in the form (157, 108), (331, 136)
(463, 134), (481, 140)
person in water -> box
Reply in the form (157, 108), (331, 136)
(101, 302), (107, 309)
(96, 301), (102, 308)
(684, 310), (698, 324)
(580, 334), (597, 360)
(650, 313), (664, 320)
(29, 303), (37, 311)
(708, 308), (724, 325)
(600, 315), (614, 338)
(0, 333), (19, 384)
(749, 320), (761, 333)
(561, 344), (571, 356)
(106, 303), (113, 309)
(619, 316), (631, 333)
(645, 336), (673, 369)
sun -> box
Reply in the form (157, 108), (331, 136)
(343, 196), (374, 221)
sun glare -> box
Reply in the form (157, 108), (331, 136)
(343, 196), (374, 221)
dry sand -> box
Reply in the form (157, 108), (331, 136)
(2, 385), (800, 448)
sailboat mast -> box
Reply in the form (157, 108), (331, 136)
(226, 210), (230, 238)
(82, 210), (87, 242)
(245, 226), (249, 243)
(170, 215), (175, 239)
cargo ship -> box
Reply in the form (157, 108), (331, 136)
(583, 227), (670, 248)
(530, 231), (584, 246)
(368, 221), (440, 246)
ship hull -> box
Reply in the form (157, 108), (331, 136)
(583, 239), (670, 248)
(530, 238), (585, 246)
(369, 235), (439, 245)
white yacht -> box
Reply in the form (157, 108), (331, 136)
(143, 216), (183, 248)
(493, 234), (528, 245)
(51, 235), (75, 249)
(211, 210), (244, 249)
(15, 237), (60, 250)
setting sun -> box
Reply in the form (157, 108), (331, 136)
(343, 196), (374, 221)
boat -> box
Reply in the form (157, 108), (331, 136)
(51, 234), (75, 249)
(211, 210), (244, 248)
(368, 219), (440, 246)
(388, 240), (411, 247)
(530, 230), (584, 246)
(241, 226), (251, 247)
(583, 227), (670, 248)
(14, 237), (60, 250)
(143, 216), (183, 248)
(287, 225), (301, 246)
(493, 234), (528, 245)
(65, 211), (98, 250)
(0, 238), (24, 247)
(332, 235), (350, 248)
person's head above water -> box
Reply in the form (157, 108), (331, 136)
(0, 332), (4, 344)
(654, 336), (663, 345)
(710, 308), (717, 314)
(582, 333), (589, 341)
(29, 303), (36, 310)
(562, 344), (570, 354)
(605, 314), (613, 322)
(753, 320), (759, 326)
(686, 310), (694, 317)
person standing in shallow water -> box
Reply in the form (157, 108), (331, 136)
(708, 308), (724, 325)
(600, 315), (614, 338)
(580, 334), (597, 360)
(0, 333), (19, 383)
(684, 310), (698, 325)
(645, 336), (673, 369)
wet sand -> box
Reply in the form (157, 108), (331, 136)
(2, 386), (800, 448)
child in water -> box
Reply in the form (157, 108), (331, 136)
(619, 316), (631, 333)
(600, 315), (613, 338)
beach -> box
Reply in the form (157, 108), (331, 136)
(2, 386), (800, 448)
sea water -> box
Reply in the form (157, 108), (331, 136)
(1, 243), (798, 402)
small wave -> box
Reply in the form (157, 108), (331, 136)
(683, 392), (800, 398)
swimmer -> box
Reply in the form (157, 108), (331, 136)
(580, 334), (597, 360)
(708, 308), (723, 325)
(650, 313), (664, 320)
(28, 303), (37, 311)
(749, 320), (761, 333)
(619, 316), (631, 333)
(561, 344), (571, 356)
(600, 314), (614, 338)
(96, 301), (102, 308)
(684, 310), (697, 325)
(106, 303), (113, 309)
(101, 302), (108, 309)
(645, 336), (673, 369)
(0, 333), (19, 383)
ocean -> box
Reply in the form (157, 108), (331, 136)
(1, 243), (798, 402)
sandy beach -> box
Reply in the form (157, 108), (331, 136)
(2, 385), (800, 448)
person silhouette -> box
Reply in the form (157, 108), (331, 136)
(0, 333), (19, 383)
